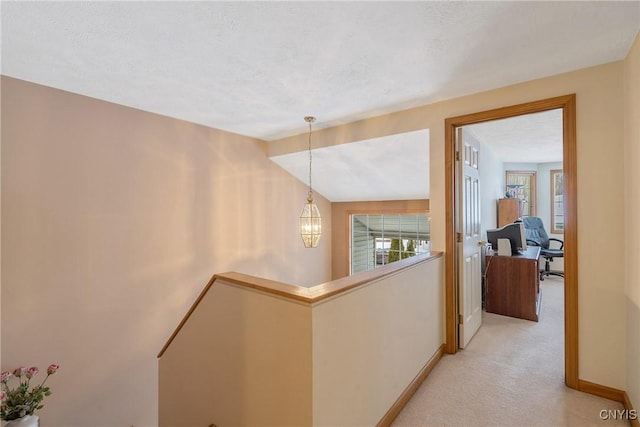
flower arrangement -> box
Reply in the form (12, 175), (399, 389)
(0, 365), (59, 421)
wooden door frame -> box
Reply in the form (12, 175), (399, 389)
(444, 94), (578, 389)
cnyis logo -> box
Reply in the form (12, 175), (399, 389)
(599, 409), (638, 420)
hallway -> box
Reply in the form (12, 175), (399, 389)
(392, 277), (628, 426)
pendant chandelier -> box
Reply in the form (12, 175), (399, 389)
(300, 116), (322, 248)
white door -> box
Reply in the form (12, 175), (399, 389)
(457, 127), (483, 348)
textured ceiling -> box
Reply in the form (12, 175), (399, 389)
(270, 130), (430, 202)
(2, 1), (638, 202)
(2, 1), (638, 141)
(269, 110), (562, 202)
(466, 109), (564, 164)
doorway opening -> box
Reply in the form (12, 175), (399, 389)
(444, 94), (578, 389)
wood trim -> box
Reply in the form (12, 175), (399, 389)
(377, 344), (445, 427)
(444, 119), (457, 354)
(338, 204), (431, 215)
(505, 170), (537, 216)
(550, 169), (564, 234)
(623, 390), (634, 409)
(578, 379), (626, 403)
(623, 391), (640, 427)
(336, 200), (430, 277)
(444, 94), (579, 390)
(446, 95), (576, 125)
(345, 207), (431, 275)
(578, 380), (639, 425)
(308, 251), (442, 302)
(157, 273), (218, 358)
(158, 251), (444, 358)
(563, 95), (579, 389)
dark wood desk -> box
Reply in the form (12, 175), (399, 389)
(485, 246), (541, 322)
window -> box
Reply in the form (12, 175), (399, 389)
(505, 170), (536, 217)
(551, 169), (564, 233)
(350, 213), (430, 274)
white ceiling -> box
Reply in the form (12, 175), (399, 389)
(2, 1), (638, 202)
(270, 130), (430, 202)
(269, 109), (561, 202)
(466, 109), (564, 164)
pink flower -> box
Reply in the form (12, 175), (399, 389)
(1, 371), (11, 382)
(13, 367), (26, 378)
(47, 364), (60, 375)
(0, 391), (6, 402)
(26, 366), (39, 379)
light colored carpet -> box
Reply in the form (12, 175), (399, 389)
(392, 277), (627, 426)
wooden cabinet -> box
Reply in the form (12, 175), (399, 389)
(497, 198), (521, 227)
(485, 246), (541, 322)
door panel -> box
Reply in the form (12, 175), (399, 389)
(458, 128), (482, 348)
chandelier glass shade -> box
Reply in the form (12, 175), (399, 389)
(299, 116), (322, 248)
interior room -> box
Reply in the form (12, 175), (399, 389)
(1, 2), (639, 426)
(465, 109), (564, 323)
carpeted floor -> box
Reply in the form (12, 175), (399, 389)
(392, 277), (627, 426)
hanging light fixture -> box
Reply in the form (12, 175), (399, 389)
(300, 116), (322, 248)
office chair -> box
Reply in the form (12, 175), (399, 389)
(522, 216), (564, 281)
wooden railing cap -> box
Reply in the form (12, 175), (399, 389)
(158, 251), (443, 358)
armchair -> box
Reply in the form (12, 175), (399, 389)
(522, 216), (564, 281)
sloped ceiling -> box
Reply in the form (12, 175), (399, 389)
(270, 130), (430, 202)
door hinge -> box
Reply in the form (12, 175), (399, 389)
(459, 314), (464, 324)
(455, 151), (460, 161)
(456, 233), (462, 243)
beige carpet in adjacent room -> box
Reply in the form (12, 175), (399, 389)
(392, 277), (627, 426)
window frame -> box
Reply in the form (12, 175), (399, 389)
(550, 169), (564, 234)
(349, 211), (430, 275)
(505, 170), (537, 217)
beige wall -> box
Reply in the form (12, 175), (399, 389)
(4, 41), (638, 423)
(331, 199), (429, 279)
(312, 255), (444, 425)
(271, 61), (628, 389)
(158, 255), (443, 426)
(624, 32), (640, 411)
(0, 77), (331, 426)
(0, 78), (3, 368)
(159, 281), (313, 427)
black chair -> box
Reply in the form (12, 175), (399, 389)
(522, 216), (564, 281)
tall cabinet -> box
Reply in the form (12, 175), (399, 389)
(497, 198), (521, 227)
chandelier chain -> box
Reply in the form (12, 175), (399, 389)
(308, 119), (313, 197)
(304, 116), (316, 200)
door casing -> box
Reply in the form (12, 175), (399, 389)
(444, 94), (578, 389)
